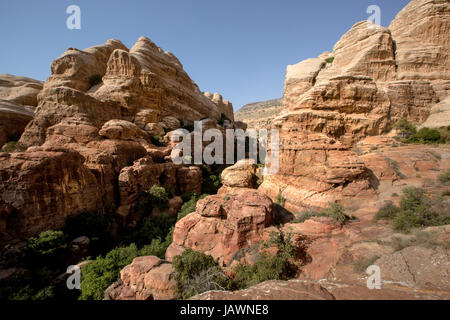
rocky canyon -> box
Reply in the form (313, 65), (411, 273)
(0, 0), (449, 302)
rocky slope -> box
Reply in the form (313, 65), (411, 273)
(0, 36), (234, 241)
(234, 98), (283, 130)
(259, 0), (450, 212)
(106, 0), (450, 301)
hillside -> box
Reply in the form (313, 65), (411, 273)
(234, 98), (283, 129)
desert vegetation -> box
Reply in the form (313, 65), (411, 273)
(375, 186), (450, 233)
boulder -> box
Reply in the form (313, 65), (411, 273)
(144, 122), (165, 136)
(221, 159), (257, 188)
(99, 119), (148, 140)
(166, 188), (274, 265)
(160, 116), (181, 131)
(104, 256), (177, 300)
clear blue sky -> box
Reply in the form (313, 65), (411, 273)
(0, 0), (409, 110)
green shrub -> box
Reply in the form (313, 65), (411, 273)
(292, 210), (318, 223)
(232, 230), (298, 290)
(137, 185), (170, 213)
(436, 126), (450, 144)
(393, 118), (416, 137)
(233, 253), (295, 290)
(263, 231), (296, 259)
(374, 201), (400, 222)
(88, 74), (102, 88)
(79, 244), (140, 300)
(26, 230), (67, 264)
(292, 203), (351, 224)
(150, 135), (165, 146)
(274, 191), (286, 207)
(321, 202), (349, 223)
(201, 164), (226, 194)
(374, 187), (450, 232)
(123, 214), (176, 247)
(325, 56), (335, 64)
(407, 127), (442, 144)
(172, 249), (226, 299)
(1, 141), (27, 153)
(0, 271), (34, 300)
(438, 170), (450, 185)
(139, 236), (172, 259)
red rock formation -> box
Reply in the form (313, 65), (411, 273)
(0, 147), (102, 240)
(166, 188), (274, 265)
(259, 0), (450, 211)
(104, 256), (177, 300)
(0, 36), (234, 239)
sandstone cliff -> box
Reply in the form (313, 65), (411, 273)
(0, 36), (234, 240)
(0, 74), (43, 146)
(259, 0), (450, 211)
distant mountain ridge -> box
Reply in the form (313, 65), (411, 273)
(234, 98), (283, 129)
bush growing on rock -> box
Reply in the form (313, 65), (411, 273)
(232, 230), (298, 290)
(407, 127), (442, 144)
(150, 135), (165, 146)
(374, 201), (399, 222)
(123, 214), (176, 247)
(438, 170), (450, 185)
(26, 230), (67, 265)
(201, 164), (227, 194)
(137, 185), (170, 213)
(274, 191), (286, 207)
(138, 235), (172, 259)
(172, 249), (229, 299)
(0, 141), (27, 153)
(393, 118), (417, 138)
(374, 187), (450, 232)
(79, 244), (140, 300)
(292, 202), (351, 224)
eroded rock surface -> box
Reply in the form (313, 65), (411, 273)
(259, 0), (450, 211)
(166, 188), (274, 265)
(104, 256), (176, 300)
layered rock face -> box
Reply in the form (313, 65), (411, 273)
(0, 100), (34, 147)
(0, 147), (102, 239)
(259, 0), (450, 211)
(0, 74), (43, 107)
(166, 188), (274, 266)
(0, 37), (233, 239)
(0, 74), (43, 146)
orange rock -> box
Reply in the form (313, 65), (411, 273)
(166, 188), (274, 265)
